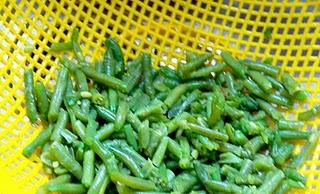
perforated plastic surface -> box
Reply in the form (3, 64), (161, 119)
(0, 0), (319, 193)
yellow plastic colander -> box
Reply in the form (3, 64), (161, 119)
(0, 0), (319, 193)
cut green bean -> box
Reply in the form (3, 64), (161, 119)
(105, 38), (125, 75)
(23, 125), (53, 157)
(188, 62), (226, 79)
(48, 66), (69, 122)
(51, 141), (83, 180)
(50, 41), (73, 52)
(114, 100), (129, 131)
(256, 169), (284, 194)
(142, 53), (155, 97)
(152, 137), (169, 167)
(34, 82), (49, 121)
(82, 149), (95, 188)
(81, 66), (128, 92)
(248, 70), (272, 93)
(71, 28), (85, 62)
(48, 183), (86, 194)
(51, 108), (69, 142)
(221, 51), (246, 78)
(24, 69), (39, 123)
(241, 59), (279, 77)
(164, 84), (188, 108)
(298, 105), (320, 121)
(290, 132), (319, 168)
(110, 171), (157, 191)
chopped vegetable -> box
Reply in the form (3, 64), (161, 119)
(23, 28), (317, 194)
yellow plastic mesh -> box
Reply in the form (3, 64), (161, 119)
(0, 0), (319, 193)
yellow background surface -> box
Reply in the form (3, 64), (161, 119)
(0, 0), (319, 193)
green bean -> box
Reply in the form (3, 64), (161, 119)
(208, 90), (225, 126)
(103, 47), (115, 76)
(59, 57), (77, 73)
(152, 137), (169, 167)
(138, 120), (150, 150)
(126, 111), (143, 131)
(136, 99), (166, 118)
(94, 105), (116, 122)
(283, 167), (306, 185)
(219, 152), (243, 165)
(34, 82), (49, 121)
(110, 171), (157, 191)
(224, 105), (245, 119)
(124, 124), (138, 151)
(180, 121), (228, 141)
(248, 70), (272, 93)
(217, 142), (245, 157)
(179, 52), (212, 75)
(168, 90), (201, 118)
(108, 89), (118, 113)
(164, 84), (188, 108)
(105, 38), (125, 75)
(241, 59), (279, 77)
(81, 149), (95, 188)
(48, 183), (86, 194)
(48, 66), (69, 122)
(159, 66), (181, 81)
(23, 125), (53, 157)
(244, 136), (265, 156)
(114, 100), (129, 131)
(81, 66), (128, 92)
(109, 145), (143, 177)
(240, 118), (263, 135)
(186, 51), (198, 62)
(240, 159), (253, 175)
(294, 90), (310, 101)
(51, 108), (69, 142)
(71, 28), (85, 62)
(274, 180), (290, 194)
(256, 99), (283, 120)
(37, 174), (72, 194)
(278, 119), (304, 130)
(60, 128), (78, 144)
(172, 172), (198, 192)
(256, 169), (284, 194)
(142, 53), (155, 97)
(271, 137), (294, 166)
(188, 62), (226, 79)
(290, 132), (319, 168)
(221, 51), (246, 78)
(243, 79), (264, 97)
(253, 154), (275, 171)
(278, 130), (310, 140)
(51, 141), (83, 180)
(95, 123), (115, 141)
(49, 41), (73, 52)
(266, 75), (284, 90)
(88, 164), (110, 194)
(264, 93), (292, 108)
(72, 104), (89, 123)
(281, 72), (301, 95)
(205, 180), (241, 193)
(198, 135), (219, 151)
(224, 72), (237, 95)
(179, 137), (191, 169)
(124, 61), (142, 93)
(186, 79), (215, 90)
(167, 138), (182, 159)
(298, 105), (320, 121)
(24, 69), (39, 123)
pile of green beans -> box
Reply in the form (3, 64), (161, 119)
(23, 28), (319, 194)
